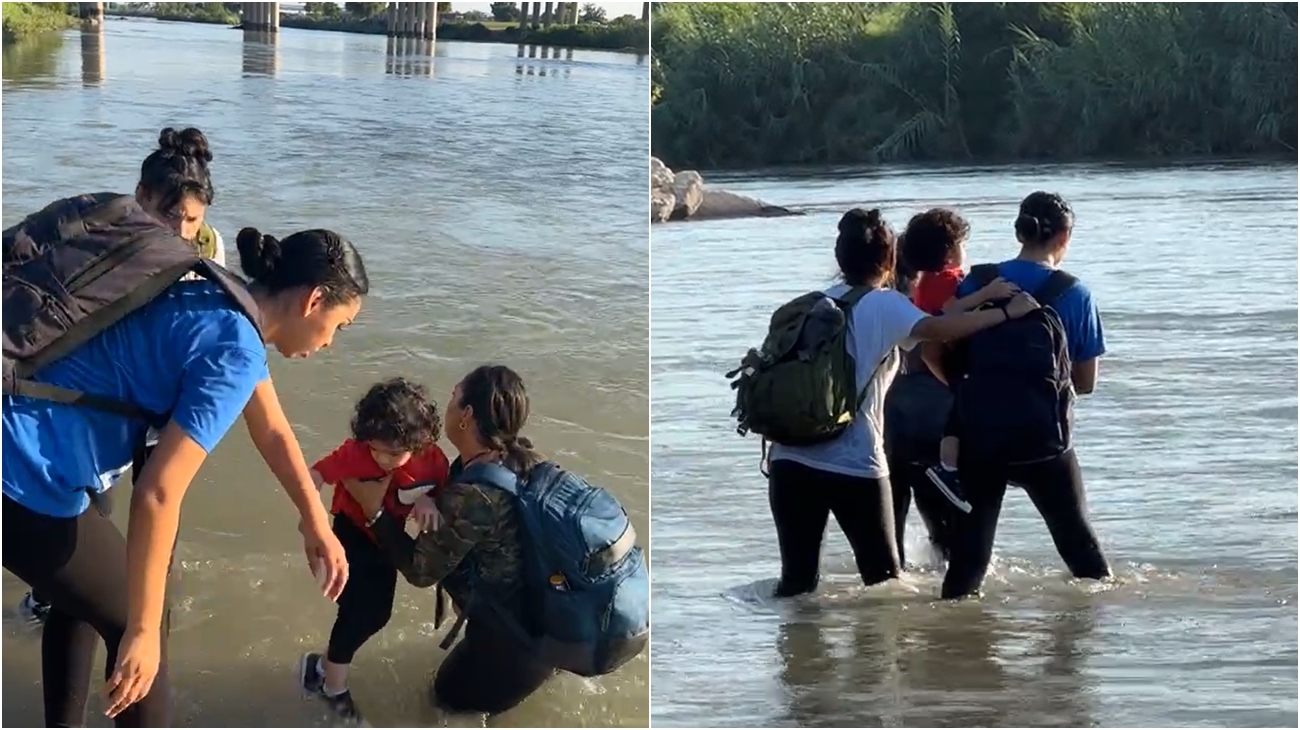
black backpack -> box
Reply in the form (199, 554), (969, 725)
(3, 193), (261, 429)
(949, 264), (1076, 465)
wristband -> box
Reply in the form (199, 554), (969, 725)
(366, 507), (385, 528)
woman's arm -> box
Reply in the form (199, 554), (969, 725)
(345, 478), (491, 588)
(920, 341), (950, 385)
(242, 377), (347, 599)
(940, 277), (1019, 315)
(125, 422), (207, 638)
(1072, 358), (1099, 395)
(910, 307), (1012, 342)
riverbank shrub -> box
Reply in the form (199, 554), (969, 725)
(2, 3), (77, 43)
(652, 2), (1297, 169)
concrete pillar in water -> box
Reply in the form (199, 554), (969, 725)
(642, 2), (649, 22)
(269, 2), (280, 32)
(569, 2), (580, 24)
(542, 2), (554, 27)
(519, 2), (529, 29)
(412, 3), (425, 40)
(529, 2), (541, 30)
(80, 25), (105, 86)
(78, 2), (104, 26)
(387, 2), (398, 35)
(403, 2), (417, 38)
(426, 2), (438, 42)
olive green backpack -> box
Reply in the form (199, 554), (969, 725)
(726, 287), (890, 458)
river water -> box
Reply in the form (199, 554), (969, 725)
(2, 19), (648, 728)
(650, 162), (1298, 727)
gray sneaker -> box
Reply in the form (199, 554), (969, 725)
(296, 652), (363, 724)
(925, 466), (972, 514)
(18, 592), (51, 625)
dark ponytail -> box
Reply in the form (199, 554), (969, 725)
(138, 126), (214, 217)
(235, 226), (369, 306)
(835, 207), (896, 287)
(1015, 191), (1074, 247)
(459, 364), (542, 475)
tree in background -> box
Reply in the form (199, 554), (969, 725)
(490, 2), (520, 22)
(344, 2), (387, 18)
(580, 2), (606, 24)
(304, 2), (342, 17)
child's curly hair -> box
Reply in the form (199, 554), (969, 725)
(901, 207), (971, 273)
(350, 377), (442, 451)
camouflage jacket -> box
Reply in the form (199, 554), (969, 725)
(371, 458), (525, 618)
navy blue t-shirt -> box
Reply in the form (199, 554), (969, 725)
(956, 259), (1106, 364)
(3, 281), (269, 518)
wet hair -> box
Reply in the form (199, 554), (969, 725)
(138, 127), (214, 217)
(901, 207), (970, 273)
(1014, 191), (1074, 247)
(835, 207), (896, 287)
(458, 364), (541, 474)
(235, 227), (369, 305)
(350, 377), (442, 452)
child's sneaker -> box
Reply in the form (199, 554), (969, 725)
(925, 466), (972, 514)
(18, 592), (51, 625)
(296, 652), (363, 724)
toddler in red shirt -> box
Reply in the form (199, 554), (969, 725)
(296, 377), (449, 722)
(901, 209), (1018, 513)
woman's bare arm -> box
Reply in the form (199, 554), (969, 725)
(1072, 358), (1099, 395)
(125, 422), (207, 635)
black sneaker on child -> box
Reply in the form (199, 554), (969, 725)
(297, 652), (363, 724)
(18, 592), (51, 625)
(925, 466), (972, 514)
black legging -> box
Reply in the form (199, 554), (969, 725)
(3, 494), (172, 728)
(883, 371), (959, 566)
(941, 448), (1110, 599)
(327, 516), (397, 665)
(30, 488), (117, 609)
(432, 617), (554, 714)
(887, 457), (958, 566)
(767, 458), (902, 597)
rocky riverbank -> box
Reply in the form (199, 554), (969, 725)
(650, 158), (801, 223)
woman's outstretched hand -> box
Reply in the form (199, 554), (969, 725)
(104, 625), (161, 718)
(300, 518), (348, 601)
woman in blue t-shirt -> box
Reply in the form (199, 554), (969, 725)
(2, 127), (369, 726)
(939, 191), (1112, 599)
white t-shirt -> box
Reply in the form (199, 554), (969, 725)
(769, 285), (928, 479)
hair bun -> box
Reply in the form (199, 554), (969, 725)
(156, 126), (213, 163)
(864, 208), (882, 227)
(1014, 213), (1041, 241)
(235, 226), (282, 281)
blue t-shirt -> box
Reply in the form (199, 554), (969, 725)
(955, 258), (1106, 364)
(3, 281), (269, 518)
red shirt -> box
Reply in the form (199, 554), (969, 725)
(912, 267), (964, 315)
(313, 439), (450, 539)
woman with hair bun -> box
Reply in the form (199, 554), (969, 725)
(764, 207), (1041, 598)
(936, 191), (1111, 600)
(2, 126), (370, 726)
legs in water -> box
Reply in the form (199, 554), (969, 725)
(299, 516), (398, 723)
(941, 449), (1110, 599)
(2, 495), (173, 727)
(431, 620), (554, 715)
(888, 456), (958, 567)
(768, 459), (901, 596)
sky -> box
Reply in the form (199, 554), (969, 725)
(453, 3), (644, 19)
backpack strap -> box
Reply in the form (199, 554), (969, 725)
(833, 285), (873, 308)
(1032, 270), (1078, 308)
(460, 461), (524, 495)
(968, 263), (1000, 289)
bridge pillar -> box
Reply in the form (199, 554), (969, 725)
(78, 2), (104, 26)
(424, 2), (437, 40)
(530, 2), (541, 29)
(243, 3), (279, 32)
(412, 2), (425, 40)
(642, 2), (649, 23)
(403, 2), (417, 38)
(542, 2), (554, 27)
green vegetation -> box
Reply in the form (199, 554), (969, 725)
(2, 2), (77, 43)
(109, 2), (240, 25)
(652, 2), (1298, 169)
